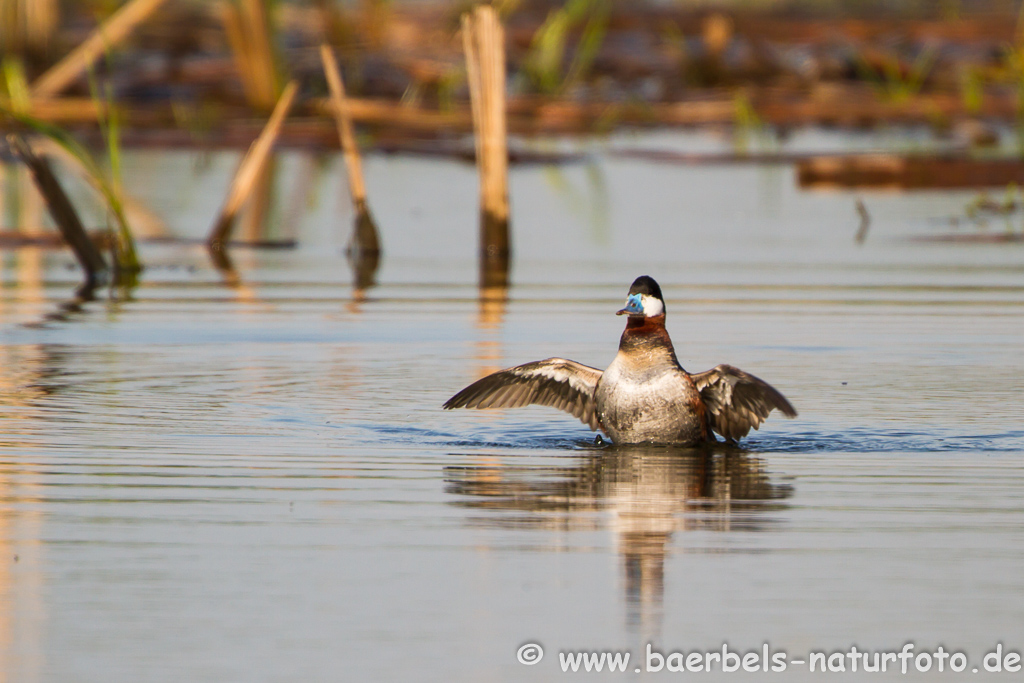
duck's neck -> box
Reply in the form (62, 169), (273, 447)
(619, 315), (680, 365)
(625, 314), (665, 332)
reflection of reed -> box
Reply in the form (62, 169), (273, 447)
(473, 284), (507, 379)
(0, 344), (59, 414)
(0, 344), (55, 680)
(10, 248), (46, 322)
(0, 472), (45, 682)
(445, 447), (792, 636)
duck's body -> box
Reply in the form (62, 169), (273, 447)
(595, 314), (708, 444)
(445, 276), (796, 446)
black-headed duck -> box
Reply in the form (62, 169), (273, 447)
(444, 276), (797, 445)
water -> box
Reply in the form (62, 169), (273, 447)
(1, 130), (1024, 681)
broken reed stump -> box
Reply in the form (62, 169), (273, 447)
(462, 5), (510, 289)
(7, 133), (109, 292)
(30, 0), (172, 98)
(319, 42), (381, 283)
(207, 79), (298, 263)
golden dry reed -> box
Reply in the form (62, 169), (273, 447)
(208, 79), (298, 252)
(30, 0), (171, 98)
(462, 5), (510, 285)
(220, 0), (281, 110)
(0, 0), (59, 56)
(320, 43), (380, 258)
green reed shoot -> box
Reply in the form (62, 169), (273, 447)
(733, 90), (769, 154)
(5, 111), (140, 277)
(86, 61), (140, 275)
(524, 0), (609, 95)
(960, 67), (983, 115)
(1, 56), (31, 112)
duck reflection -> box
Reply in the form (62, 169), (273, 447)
(444, 445), (792, 636)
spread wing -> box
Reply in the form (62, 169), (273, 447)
(692, 364), (797, 441)
(443, 358), (603, 431)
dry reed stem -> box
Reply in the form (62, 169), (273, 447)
(461, 14), (483, 168)
(30, 0), (171, 99)
(24, 0), (58, 50)
(320, 44), (366, 205)
(220, 0), (279, 110)
(463, 5), (509, 272)
(480, 7), (508, 227)
(312, 97), (473, 130)
(220, 3), (252, 97)
(1, 0), (59, 54)
(208, 79), (298, 251)
(241, 0), (278, 106)
(320, 43), (380, 259)
(7, 133), (109, 287)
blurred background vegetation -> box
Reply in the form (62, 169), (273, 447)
(3, 0), (1024, 141)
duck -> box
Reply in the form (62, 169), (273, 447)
(444, 275), (797, 445)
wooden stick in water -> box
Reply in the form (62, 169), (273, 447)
(7, 134), (109, 290)
(30, 0), (172, 99)
(320, 43), (380, 259)
(208, 79), (298, 254)
(463, 6), (510, 287)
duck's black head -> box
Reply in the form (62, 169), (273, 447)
(617, 275), (666, 318)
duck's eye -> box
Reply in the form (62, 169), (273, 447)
(624, 294), (643, 314)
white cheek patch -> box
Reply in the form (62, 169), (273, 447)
(641, 294), (664, 317)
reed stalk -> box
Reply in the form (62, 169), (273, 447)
(0, 0), (59, 57)
(208, 79), (297, 254)
(220, 0), (281, 110)
(461, 15), (483, 167)
(320, 43), (380, 260)
(2, 55), (31, 113)
(87, 65), (140, 275)
(462, 5), (510, 287)
(5, 110), (141, 277)
(7, 133), (109, 291)
(30, 0), (171, 99)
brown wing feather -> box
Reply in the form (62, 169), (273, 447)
(443, 358), (603, 431)
(692, 364), (797, 441)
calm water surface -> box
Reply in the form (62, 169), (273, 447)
(1, 130), (1023, 681)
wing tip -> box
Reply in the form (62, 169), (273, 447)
(776, 398), (798, 418)
(443, 389), (475, 410)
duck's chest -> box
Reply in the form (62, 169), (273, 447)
(595, 353), (705, 444)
